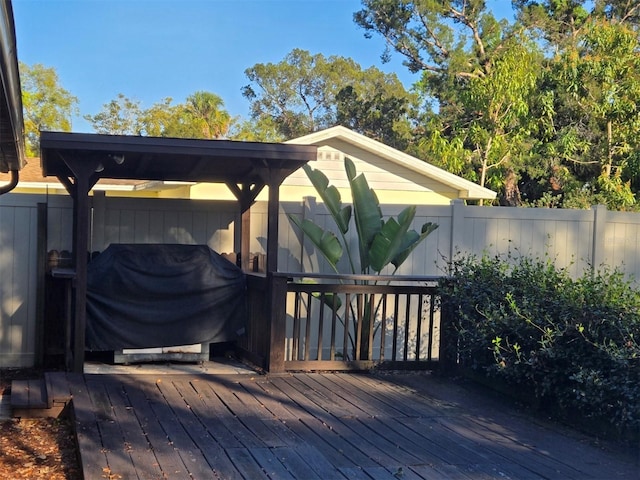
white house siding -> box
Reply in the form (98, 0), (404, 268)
(280, 146), (459, 205)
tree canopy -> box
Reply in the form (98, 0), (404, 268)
(20, 62), (78, 156)
(84, 91), (236, 139)
(355, 0), (640, 209)
(242, 48), (417, 149)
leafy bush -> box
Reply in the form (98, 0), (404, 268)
(439, 254), (640, 438)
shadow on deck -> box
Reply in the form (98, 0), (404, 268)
(11, 365), (639, 479)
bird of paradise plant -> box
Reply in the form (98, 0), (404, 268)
(289, 157), (438, 360)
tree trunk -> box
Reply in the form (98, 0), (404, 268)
(605, 119), (613, 176)
(502, 169), (522, 206)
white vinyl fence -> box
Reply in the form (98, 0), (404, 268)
(2, 192), (639, 367)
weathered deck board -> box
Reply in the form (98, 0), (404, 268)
(121, 377), (191, 479)
(11, 379), (47, 409)
(135, 376), (217, 479)
(189, 378), (265, 449)
(172, 378), (243, 449)
(51, 371), (638, 479)
(85, 380), (139, 480)
(66, 373), (111, 480)
(45, 371), (72, 407)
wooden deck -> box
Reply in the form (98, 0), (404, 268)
(23, 371), (639, 479)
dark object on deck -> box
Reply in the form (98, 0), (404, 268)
(86, 244), (246, 351)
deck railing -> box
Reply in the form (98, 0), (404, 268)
(239, 272), (452, 373)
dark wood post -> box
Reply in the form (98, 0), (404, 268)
(438, 289), (458, 375)
(266, 181), (280, 274)
(34, 203), (47, 366)
(241, 209), (251, 271)
(265, 272), (288, 373)
(71, 175), (91, 372)
(61, 157), (100, 373)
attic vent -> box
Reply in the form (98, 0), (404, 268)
(318, 148), (344, 163)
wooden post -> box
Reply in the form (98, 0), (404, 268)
(72, 174), (91, 373)
(61, 157), (101, 373)
(241, 209), (251, 271)
(266, 272), (288, 373)
(266, 182), (280, 274)
(438, 283), (458, 376)
(34, 203), (47, 366)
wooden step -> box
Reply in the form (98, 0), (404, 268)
(10, 374), (70, 418)
(45, 371), (74, 408)
(11, 379), (47, 408)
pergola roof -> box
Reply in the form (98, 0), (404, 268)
(40, 131), (316, 186)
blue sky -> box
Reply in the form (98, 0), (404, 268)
(13, 0), (513, 133)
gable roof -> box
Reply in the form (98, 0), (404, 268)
(286, 126), (496, 201)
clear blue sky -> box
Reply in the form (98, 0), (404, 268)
(13, 0), (512, 133)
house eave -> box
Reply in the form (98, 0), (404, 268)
(0, 0), (25, 173)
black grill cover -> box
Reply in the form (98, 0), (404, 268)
(86, 244), (246, 351)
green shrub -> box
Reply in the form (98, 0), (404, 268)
(439, 254), (640, 437)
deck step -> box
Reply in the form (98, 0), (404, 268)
(10, 376), (69, 418)
(11, 379), (47, 409)
(45, 371), (74, 407)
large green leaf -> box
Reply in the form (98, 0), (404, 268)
(313, 292), (343, 312)
(303, 164), (351, 234)
(345, 157), (382, 271)
(297, 279), (344, 312)
(289, 215), (343, 269)
(391, 222), (439, 268)
(369, 206), (416, 272)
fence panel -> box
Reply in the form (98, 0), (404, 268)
(603, 209), (640, 278)
(0, 195), (42, 366)
(451, 204), (596, 279)
(5, 191), (640, 368)
(93, 196), (238, 254)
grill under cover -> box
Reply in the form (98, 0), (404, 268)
(86, 244), (246, 351)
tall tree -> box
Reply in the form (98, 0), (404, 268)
(544, 19), (640, 209)
(20, 62), (78, 156)
(231, 117), (284, 143)
(242, 48), (415, 142)
(85, 91), (236, 140)
(242, 49), (338, 138)
(335, 66), (417, 149)
(355, 0), (543, 205)
(514, 1), (640, 209)
(84, 93), (143, 135)
(183, 91), (234, 139)
(513, 0), (591, 51)
(514, 1), (639, 50)
(138, 97), (181, 137)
